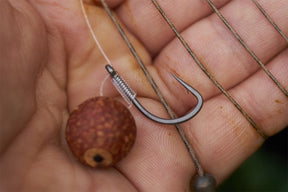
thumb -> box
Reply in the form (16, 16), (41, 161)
(0, 0), (47, 153)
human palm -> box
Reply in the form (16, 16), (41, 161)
(0, 0), (287, 191)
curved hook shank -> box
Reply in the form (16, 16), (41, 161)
(105, 64), (203, 125)
(131, 73), (203, 125)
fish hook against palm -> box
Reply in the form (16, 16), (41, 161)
(105, 64), (203, 125)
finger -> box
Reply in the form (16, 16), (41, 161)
(151, 0), (288, 113)
(0, 0), (46, 153)
(183, 49), (288, 183)
(116, 0), (230, 55)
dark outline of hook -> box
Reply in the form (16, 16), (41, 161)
(106, 64), (203, 125)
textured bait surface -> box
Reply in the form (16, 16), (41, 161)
(66, 97), (136, 168)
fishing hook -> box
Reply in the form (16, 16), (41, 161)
(105, 64), (203, 125)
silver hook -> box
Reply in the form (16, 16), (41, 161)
(105, 65), (203, 125)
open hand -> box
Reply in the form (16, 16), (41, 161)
(0, 0), (287, 191)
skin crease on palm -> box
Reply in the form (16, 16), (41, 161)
(0, 0), (287, 191)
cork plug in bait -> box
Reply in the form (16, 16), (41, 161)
(65, 97), (136, 168)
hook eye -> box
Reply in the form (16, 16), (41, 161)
(106, 64), (203, 125)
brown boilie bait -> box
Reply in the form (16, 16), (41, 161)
(65, 97), (136, 168)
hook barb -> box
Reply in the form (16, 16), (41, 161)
(105, 64), (203, 125)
